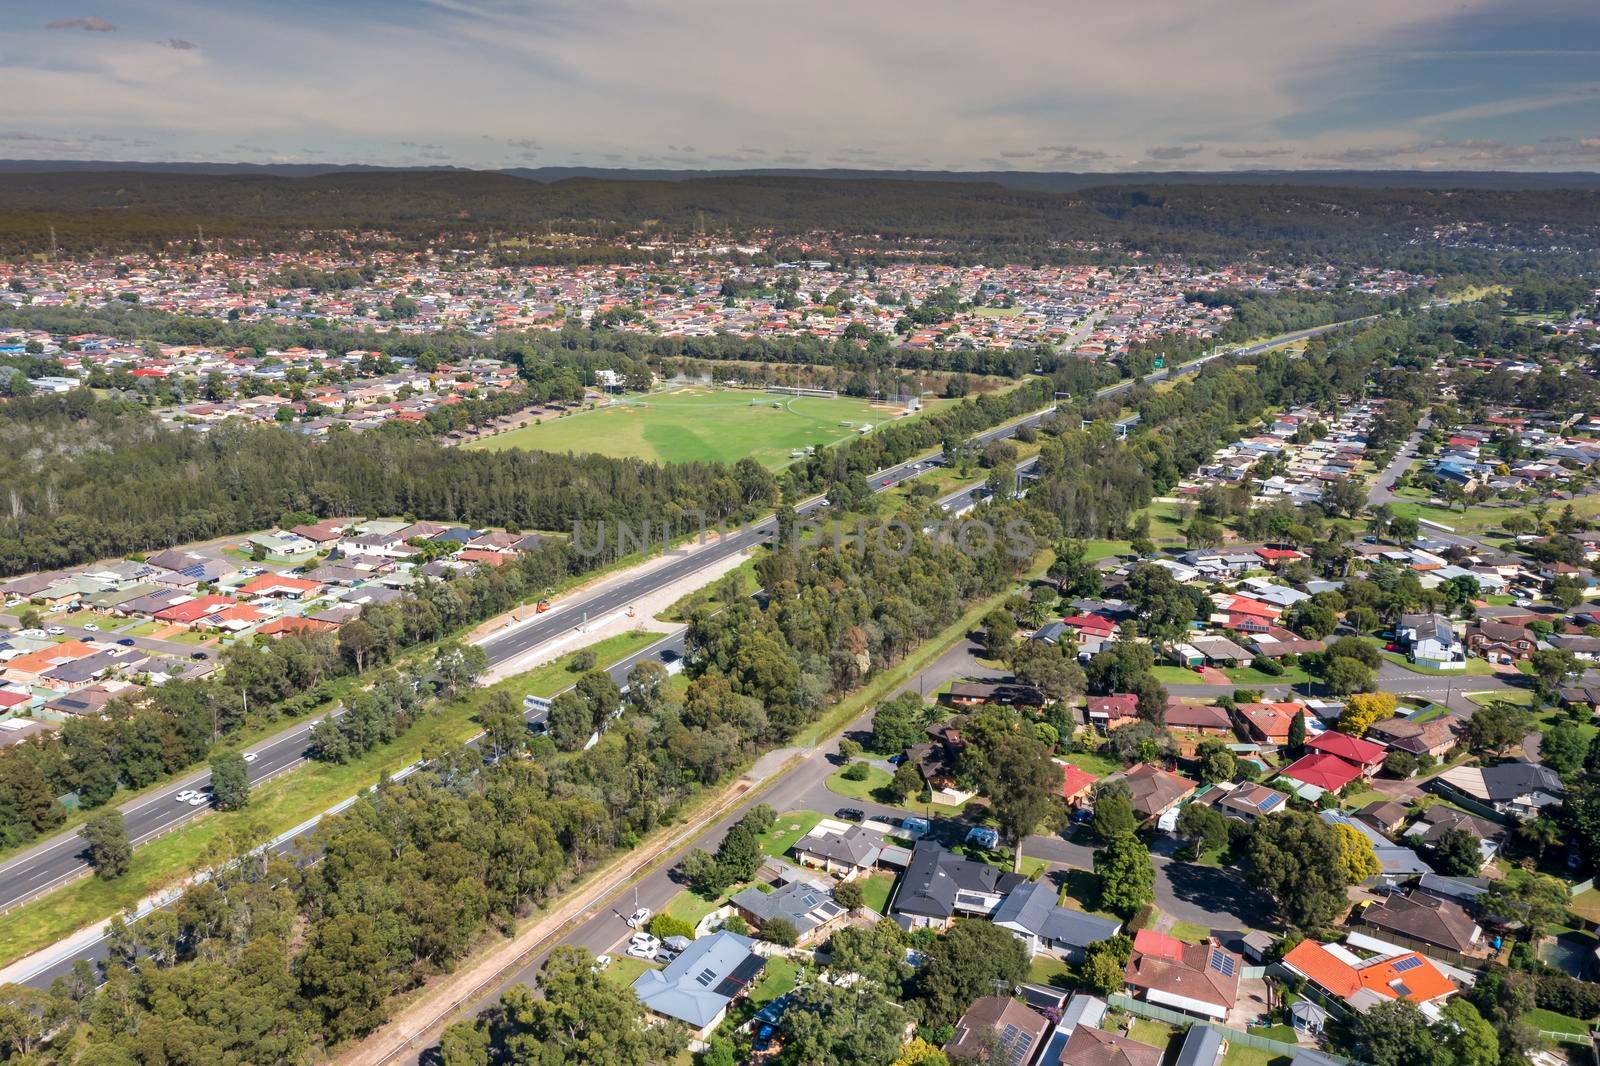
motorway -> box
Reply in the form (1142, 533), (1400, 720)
(0, 314), (1366, 991)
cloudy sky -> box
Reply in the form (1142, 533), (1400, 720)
(3, 0), (1599, 171)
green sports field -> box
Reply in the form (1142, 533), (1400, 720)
(468, 387), (930, 468)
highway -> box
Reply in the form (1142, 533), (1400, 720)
(0, 312), (1365, 988)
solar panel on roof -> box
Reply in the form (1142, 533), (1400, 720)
(1208, 950), (1237, 977)
(1391, 955), (1423, 973)
(694, 967), (717, 986)
(179, 564), (206, 578)
(1257, 794), (1284, 811)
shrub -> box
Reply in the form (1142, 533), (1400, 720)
(832, 880), (865, 910)
(759, 917), (799, 947)
(842, 761), (871, 782)
(649, 914), (696, 941)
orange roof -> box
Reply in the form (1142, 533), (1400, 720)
(257, 616), (338, 636)
(1132, 929), (1185, 961)
(1059, 763), (1099, 800)
(238, 573), (322, 597)
(2, 641), (97, 677)
(1283, 941), (1453, 1004)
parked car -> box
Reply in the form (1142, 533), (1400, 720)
(593, 954), (613, 971)
(626, 907), (652, 928)
(46, 626), (64, 636)
(835, 807), (865, 822)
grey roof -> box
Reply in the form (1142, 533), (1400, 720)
(1416, 873), (1491, 905)
(795, 824), (882, 867)
(893, 840), (1020, 919)
(1041, 908), (1122, 950)
(1175, 1024), (1225, 1066)
(991, 878), (1055, 933)
(729, 879), (844, 937)
(631, 931), (763, 1028)
(1481, 759), (1564, 802)
(1319, 810), (1433, 877)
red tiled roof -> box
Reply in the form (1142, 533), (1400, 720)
(1281, 752), (1364, 792)
(1306, 731), (1387, 767)
(1059, 763), (1099, 801)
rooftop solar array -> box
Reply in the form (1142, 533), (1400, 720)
(1208, 949), (1237, 977)
(1391, 955), (1423, 973)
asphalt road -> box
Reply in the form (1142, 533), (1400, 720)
(1, 314), (1366, 991)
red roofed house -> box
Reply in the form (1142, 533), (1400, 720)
(1062, 614), (1117, 642)
(1235, 702), (1304, 746)
(1057, 762), (1099, 807)
(154, 595), (238, 628)
(237, 573), (323, 599)
(1255, 547), (1306, 568)
(1280, 752), (1365, 793)
(257, 616), (340, 638)
(1124, 929), (1242, 1021)
(1282, 940), (1456, 1015)
(1087, 694), (1139, 731)
(1305, 731), (1387, 775)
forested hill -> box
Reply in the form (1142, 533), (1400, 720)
(2, 170), (1598, 266)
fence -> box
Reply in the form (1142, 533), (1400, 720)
(766, 385), (838, 399)
(1570, 877), (1596, 898)
(1106, 994), (1361, 1065)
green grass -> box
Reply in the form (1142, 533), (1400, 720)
(1225, 665), (1314, 685)
(467, 386), (943, 470)
(827, 765), (893, 802)
(603, 955), (659, 988)
(1221, 1049), (1292, 1066)
(0, 631), (662, 969)
(1128, 1019), (1179, 1051)
(1063, 751), (1122, 776)
(1082, 540), (1133, 563)
(1152, 665), (1211, 684)
(859, 872), (895, 914)
(749, 955), (799, 1005)
(1467, 687), (1535, 707)
(757, 811), (825, 858)
(1525, 1007), (1594, 1038)
(1249, 1023), (1300, 1042)
(1028, 954), (1073, 987)
(1386, 488), (1600, 536)
(658, 554), (760, 623)
(663, 887), (729, 928)
(1168, 919), (1212, 944)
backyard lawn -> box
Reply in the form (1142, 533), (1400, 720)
(602, 955), (659, 988)
(859, 872), (895, 914)
(1062, 751), (1122, 776)
(748, 956), (799, 1006)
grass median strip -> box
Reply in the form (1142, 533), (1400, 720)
(0, 630), (663, 970)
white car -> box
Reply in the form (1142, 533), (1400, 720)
(1515, 598), (1535, 608)
(82, 623), (99, 632)
(46, 626), (65, 636)
(242, 752), (258, 763)
(626, 938), (659, 960)
(593, 954), (613, 971)
(626, 907), (652, 929)
(175, 789), (199, 802)
(187, 794), (209, 807)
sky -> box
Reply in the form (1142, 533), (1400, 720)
(2, 0), (1599, 172)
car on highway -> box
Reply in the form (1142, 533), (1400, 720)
(835, 807), (865, 822)
(187, 792), (210, 806)
(242, 752), (258, 763)
(626, 907), (652, 928)
(882, 478), (891, 486)
(176, 790), (200, 803)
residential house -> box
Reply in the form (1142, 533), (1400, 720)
(1357, 800), (1411, 836)
(1356, 893), (1486, 960)
(1110, 763), (1197, 824)
(1058, 762), (1099, 808)
(908, 724), (967, 792)
(729, 874), (848, 946)
(1318, 810), (1433, 884)
(1435, 760), (1564, 820)
(991, 880), (1123, 961)
(1365, 715), (1463, 760)
(1281, 940), (1456, 1019)
(1052, 1026), (1162, 1066)
(1188, 635), (1255, 668)
(1214, 782), (1289, 822)
(1304, 732), (1387, 777)
(1404, 806), (1503, 869)
(630, 931), (766, 1040)
(944, 996), (1051, 1066)
(1465, 621), (1535, 663)
(792, 822), (885, 879)
(1122, 930), (1241, 1021)
(237, 573), (322, 599)
(889, 840), (1024, 930)
(1086, 694), (1139, 731)
(1397, 614), (1466, 671)
(1235, 702), (1303, 746)
(947, 681), (1046, 708)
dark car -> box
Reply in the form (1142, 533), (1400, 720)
(117, 637), (136, 646)
(887, 753), (906, 765)
(190, 651), (209, 660)
(835, 807), (865, 822)
(753, 1024), (776, 1052)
